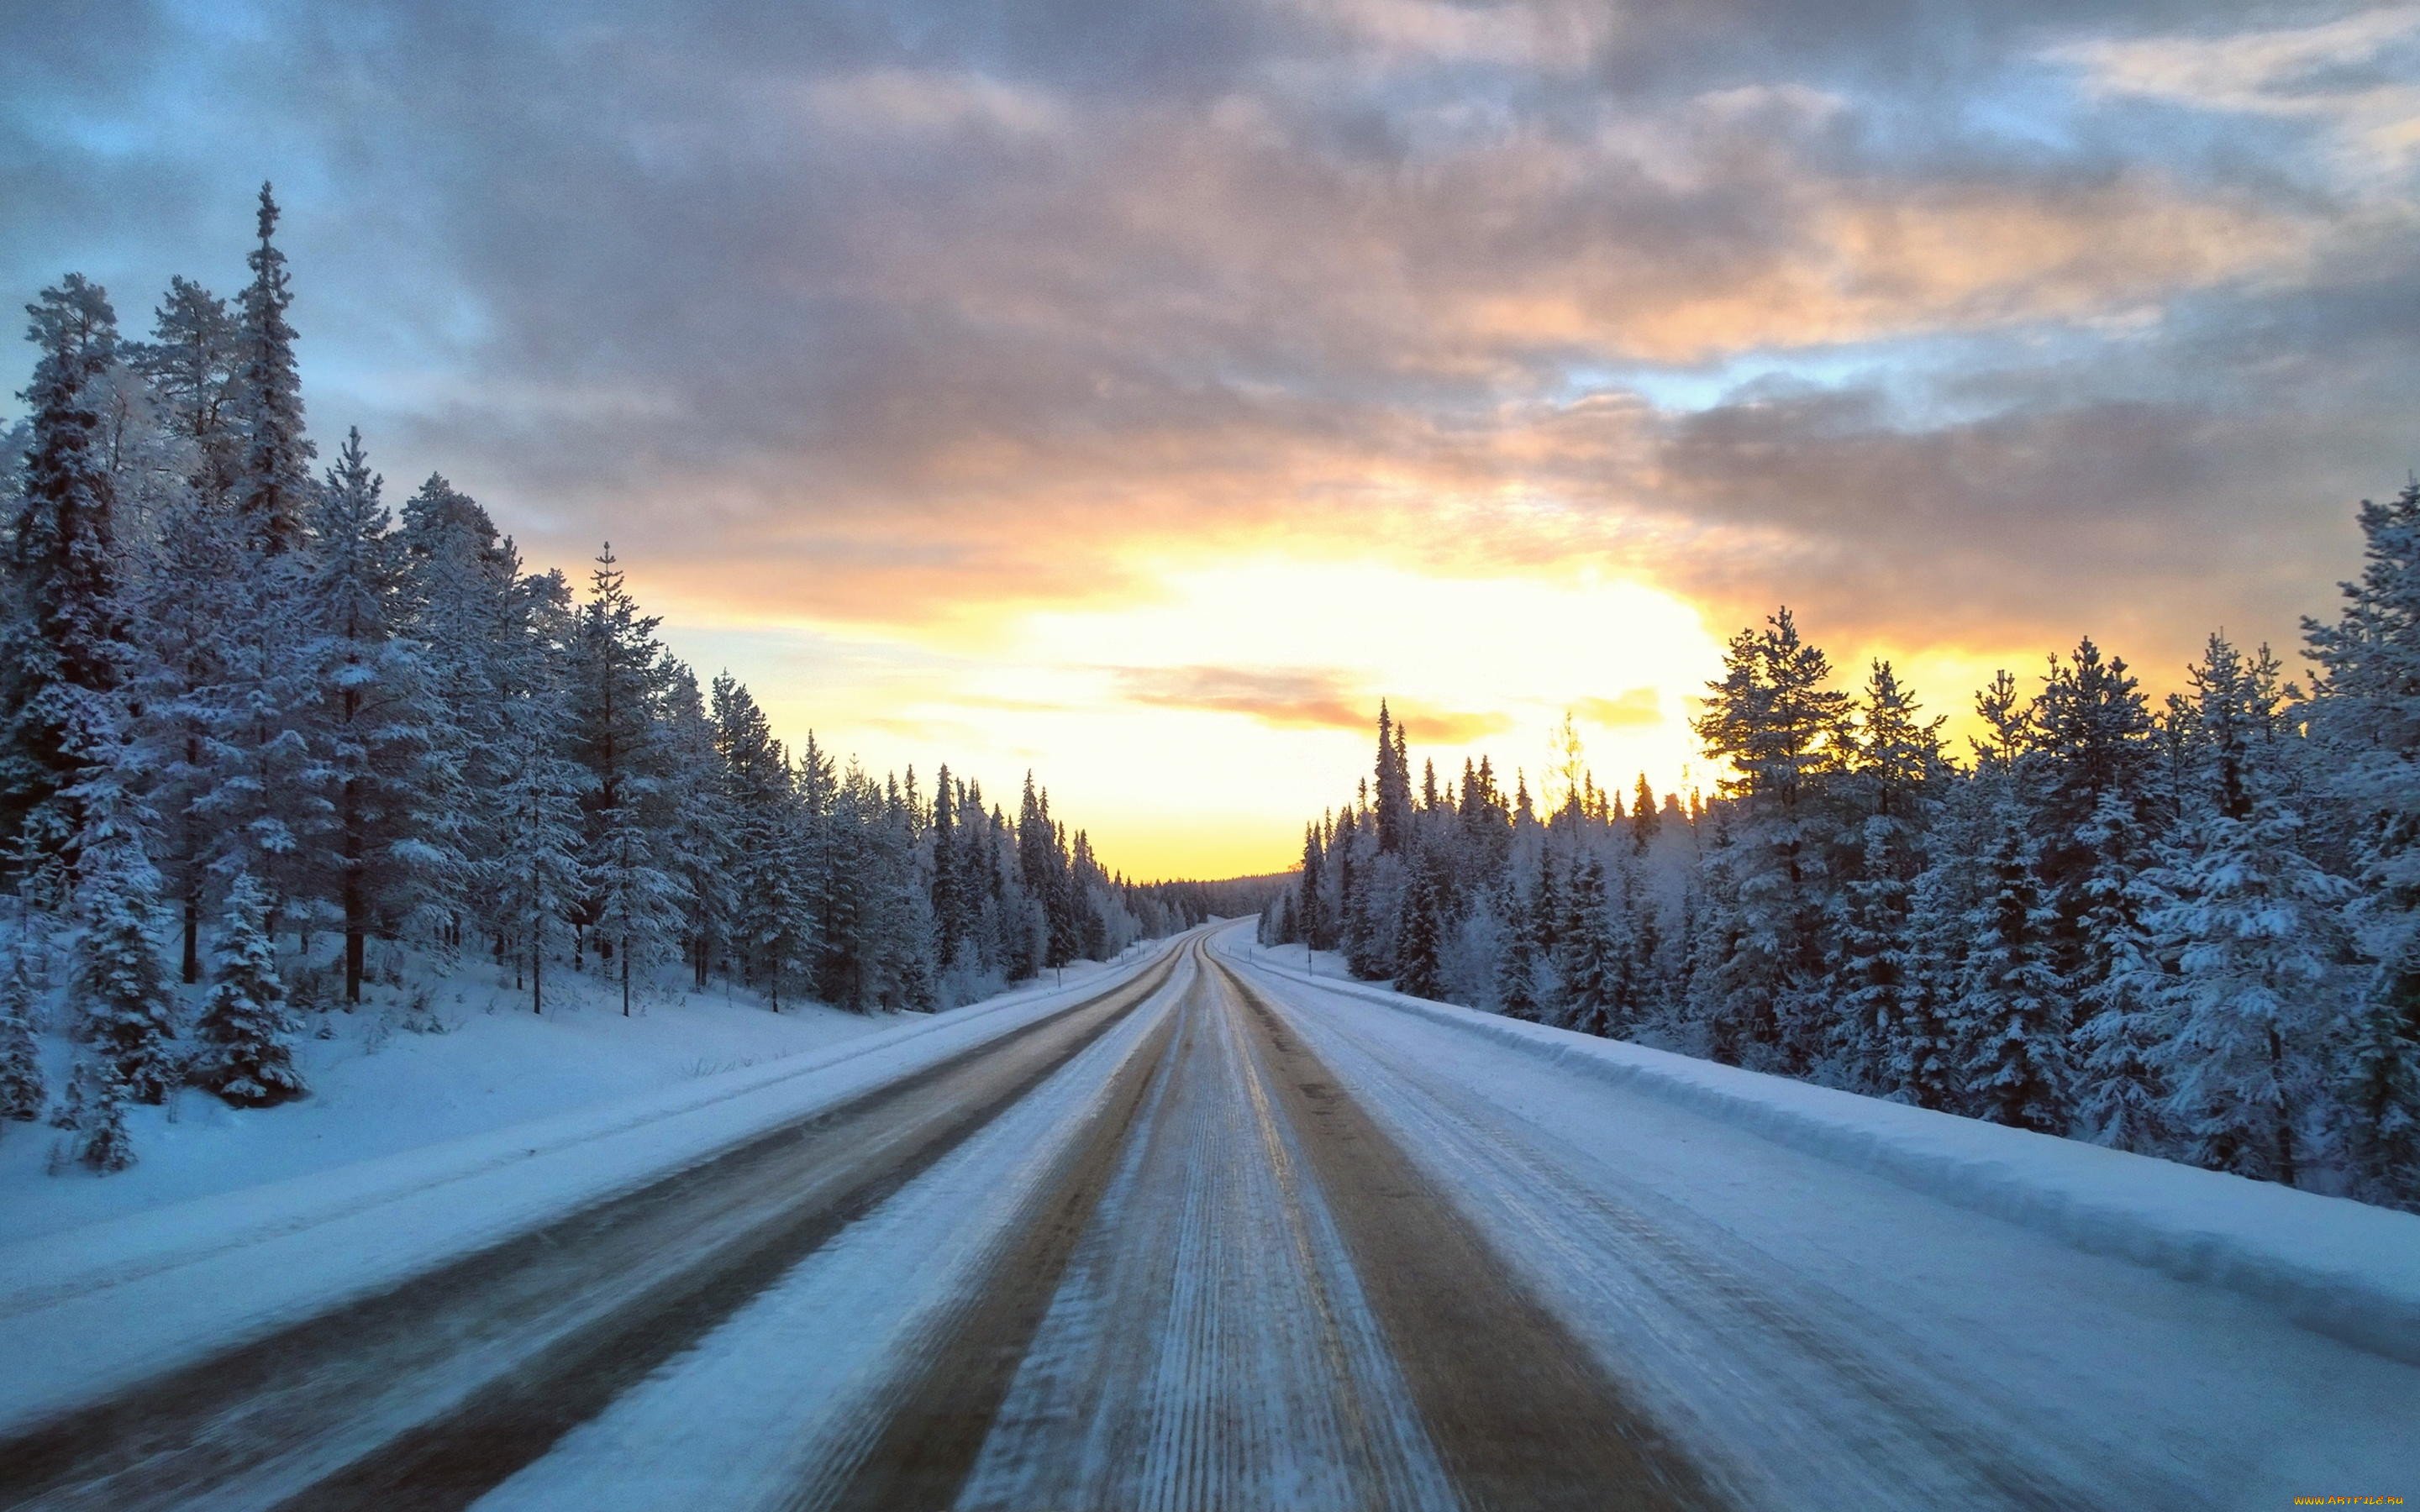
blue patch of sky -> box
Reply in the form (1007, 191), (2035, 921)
(1570, 320), (2146, 432)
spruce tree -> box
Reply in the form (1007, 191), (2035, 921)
(660, 667), (735, 990)
(3, 275), (129, 870)
(132, 487), (245, 982)
(1394, 852), (1445, 999)
(1556, 856), (1619, 1036)
(192, 872), (304, 1105)
(1834, 661), (1942, 1092)
(395, 475), (518, 952)
(1495, 874), (1540, 1020)
(2302, 476), (2420, 1207)
(0, 953), (45, 1122)
(231, 185), (313, 557)
(1630, 774), (1660, 853)
(2148, 637), (2348, 1186)
(1372, 703), (1412, 854)
(1959, 793), (2071, 1133)
(72, 854), (178, 1105)
(2027, 638), (2161, 999)
(1691, 608), (1854, 1073)
(65, 1055), (135, 1173)
(307, 429), (434, 1001)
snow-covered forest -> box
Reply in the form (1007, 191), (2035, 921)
(0, 186), (1240, 1174)
(1262, 512), (2420, 1213)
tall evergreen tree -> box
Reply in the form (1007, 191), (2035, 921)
(306, 429), (434, 1001)
(3, 274), (129, 871)
(1394, 850), (1446, 999)
(230, 185), (313, 557)
(2149, 636), (2348, 1186)
(571, 546), (683, 1013)
(128, 275), (240, 509)
(1958, 785), (2071, 1134)
(2303, 476), (2420, 1207)
(1691, 608), (1853, 1072)
(1834, 661), (1942, 1092)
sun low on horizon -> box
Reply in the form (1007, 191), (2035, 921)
(7, 0), (2416, 880)
(660, 559), (1739, 879)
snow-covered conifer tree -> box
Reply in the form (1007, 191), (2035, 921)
(1691, 609), (1853, 1072)
(2303, 476), (2420, 1207)
(3, 275), (129, 870)
(192, 872), (304, 1105)
(0, 954), (45, 1121)
(306, 429), (436, 1000)
(2148, 636), (2349, 1186)
(64, 1057), (134, 1172)
(1833, 661), (1942, 1093)
(1393, 851), (1447, 1000)
(1958, 781), (2071, 1134)
(230, 186), (314, 557)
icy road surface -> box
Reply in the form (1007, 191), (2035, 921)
(2, 921), (2413, 1510)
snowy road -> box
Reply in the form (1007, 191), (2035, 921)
(3, 922), (2415, 1509)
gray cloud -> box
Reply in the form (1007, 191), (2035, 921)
(3, 0), (2412, 682)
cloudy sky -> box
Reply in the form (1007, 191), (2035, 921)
(6, 0), (2417, 876)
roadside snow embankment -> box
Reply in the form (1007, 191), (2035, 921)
(0, 938), (1189, 1431)
(1223, 936), (2420, 1367)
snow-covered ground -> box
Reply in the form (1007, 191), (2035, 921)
(9, 921), (2415, 1509)
(0, 944), (1144, 1242)
(0, 938), (1186, 1434)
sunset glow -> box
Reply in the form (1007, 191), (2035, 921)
(7, 0), (2416, 877)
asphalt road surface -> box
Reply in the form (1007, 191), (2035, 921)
(3, 924), (2412, 1510)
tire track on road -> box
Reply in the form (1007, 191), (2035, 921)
(1213, 955), (1717, 1512)
(0, 949), (1187, 1512)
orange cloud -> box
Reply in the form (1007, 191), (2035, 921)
(1574, 688), (1661, 728)
(1107, 665), (1512, 743)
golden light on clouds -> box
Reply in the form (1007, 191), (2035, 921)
(13, 0), (2401, 885)
(667, 556), (1732, 879)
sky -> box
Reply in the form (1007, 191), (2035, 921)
(4, 0), (2417, 879)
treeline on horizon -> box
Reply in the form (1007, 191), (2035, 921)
(0, 186), (1240, 1173)
(1264, 493), (2420, 1213)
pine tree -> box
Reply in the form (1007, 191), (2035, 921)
(0, 953), (45, 1121)
(1691, 608), (1853, 1072)
(192, 872), (304, 1105)
(488, 572), (586, 1014)
(128, 275), (241, 508)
